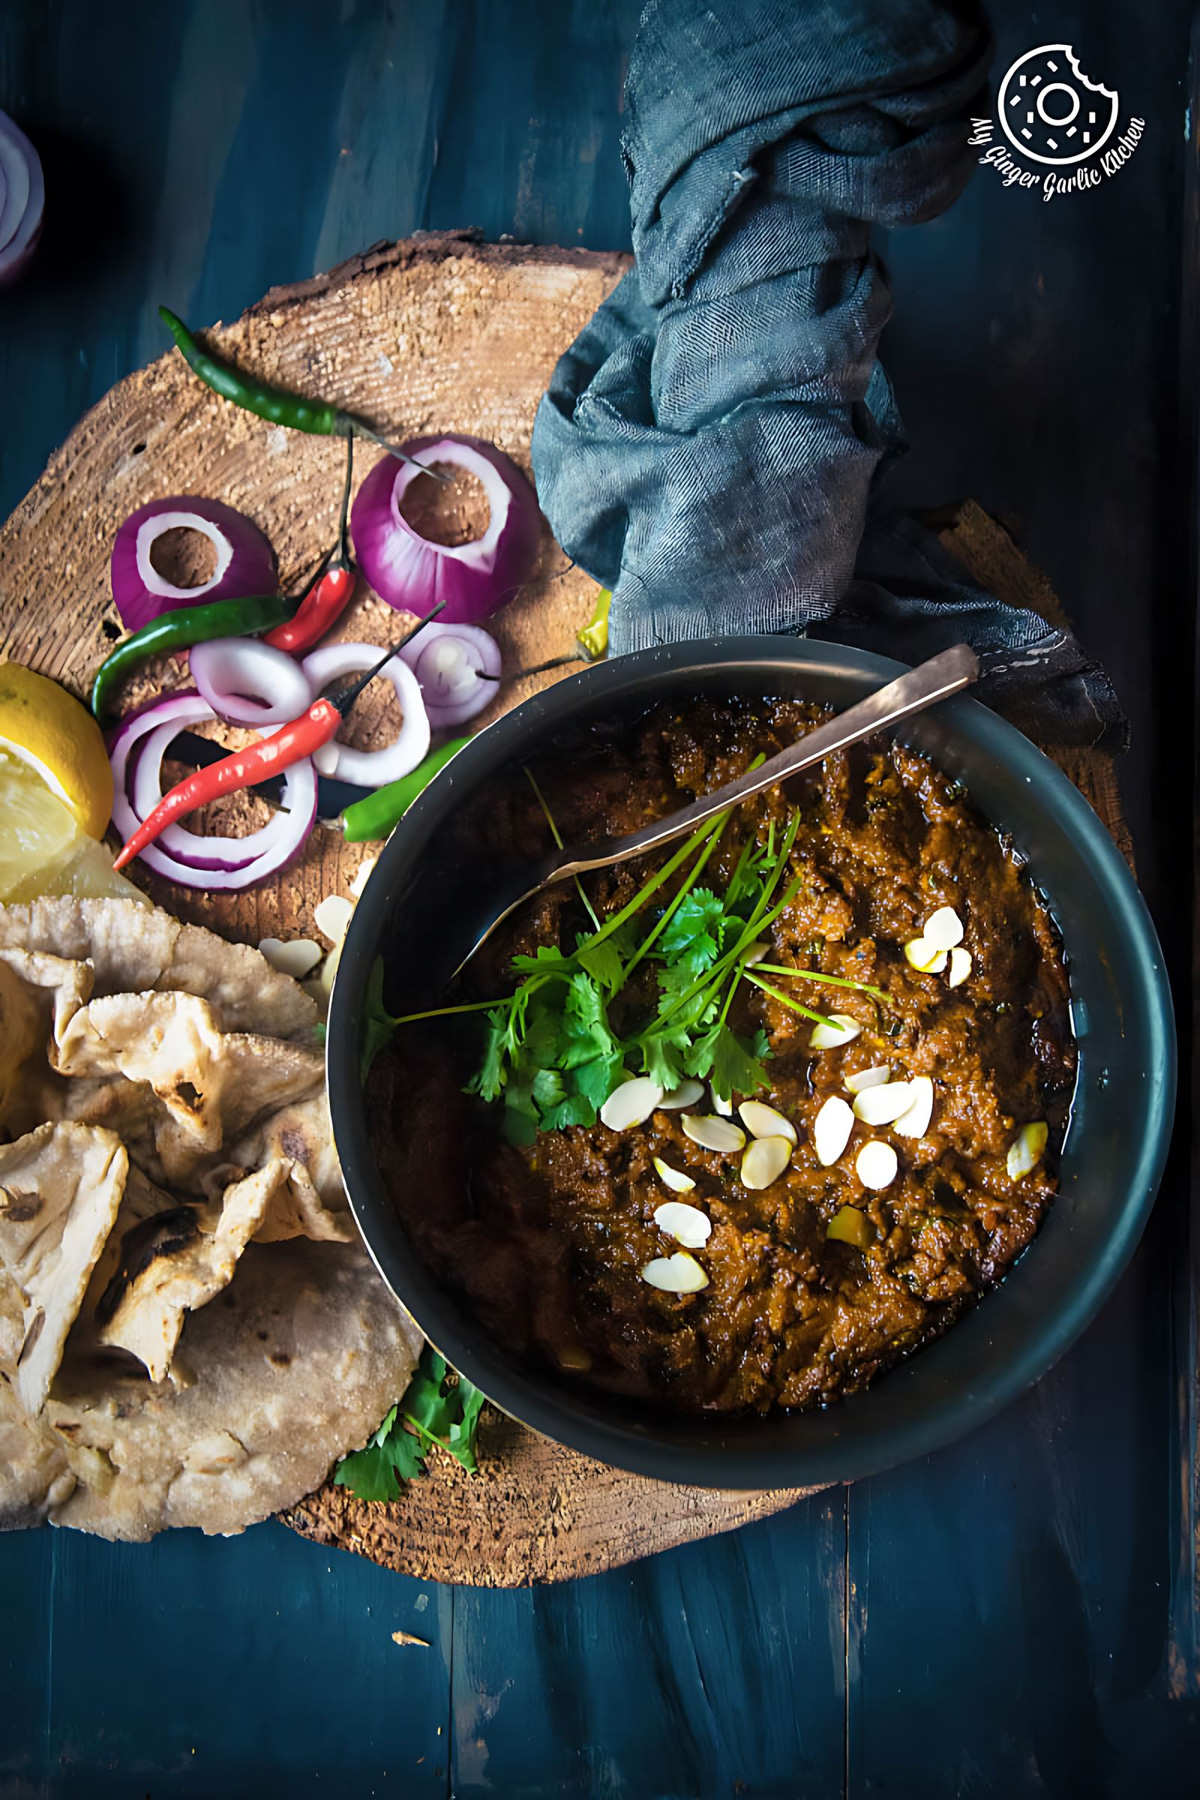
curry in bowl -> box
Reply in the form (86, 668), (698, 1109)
(367, 695), (1076, 1417)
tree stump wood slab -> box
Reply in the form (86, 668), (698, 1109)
(0, 232), (1129, 1587)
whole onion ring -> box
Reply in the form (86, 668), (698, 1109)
(111, 496), (278, 631)
(0, 111), (44, 287)
(189, 637), (315, 728)
(109, 692), (316, 890)
(351, 435), (540, 624)
(400, 621), (501, 728)
(300, 643), (430, 787)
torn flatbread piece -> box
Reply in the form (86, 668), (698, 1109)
(0, 1123), (128, 1414)
(44, 1241), (422, 1540)
(0, 897), (319, 1039)
(204, 1094), (353, 1244)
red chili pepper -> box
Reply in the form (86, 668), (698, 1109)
(263, 562), (358, 656)
(112, 699), (343, 871)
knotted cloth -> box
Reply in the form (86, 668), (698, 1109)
(531, 0), (1125, 749)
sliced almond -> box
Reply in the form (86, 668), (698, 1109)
(893, 1075), (934, 1139)
(314, 892), (354, 945)
(349, 856), (379, 899)
(1006, 1121), (1048, 1180)
(809, 1013), (862, 1050)
(845, 1063), (890, 1095)
(904, 938), (949, 974)
(600, 1076), (664, 1132)
(851, 1081), (914, 1126)
(657, 1080), (705, 1111)
(740, 1135), (792, 1189)
(814, 1095), (854, 1167)
(947, 947), (973, 988)
(712, 1089), (733, 1117)
(653, 1156), (696, 1194)
(653, 1200), (712, 1247)
(682, 1114), (746, 1154)
(257, 937), (323, 980)
(855, 1140), (898, 1190)
(641, 1251), (709, 1294)
(742, 941), (770, 965)
(923, 906), (964, 951)
(738, 1100), (797, 1144)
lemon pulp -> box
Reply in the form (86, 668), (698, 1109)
(0, 752), (145, 905)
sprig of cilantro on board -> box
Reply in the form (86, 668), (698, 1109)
(334, 1348), (486, 1503)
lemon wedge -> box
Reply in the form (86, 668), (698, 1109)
(0, 751), (143, 906)
(0, 662), (113, 839)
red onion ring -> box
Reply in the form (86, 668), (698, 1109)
(351, 435), (540, 624)
(109, 692), (316, 889)
(0, 112), (44, 287)
(400, 621), (501, 727)
(299, 643), (430, 787)
(111, 497), (278, 632)
(189, 637), (315, 728)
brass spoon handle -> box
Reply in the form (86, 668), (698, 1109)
(555, 643), (980, 882)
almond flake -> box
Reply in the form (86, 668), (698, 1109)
(712, 1089), (734, 1116)
(653, 1156), (696, 1194)
(682, 1114), (746, 1154)
(1006, 1121), (1048, 1180)
(740, 1135), (793, 1189)
(349, 856), (379, 899)
(855, 1140), (898, 1190)
(904, 938), (949, 974)
(923, 906), (964, 951)
(893, 1075), (934, 1139)
(657, 1080), (705, 1111)
(852, 1081), (914, 1127)
(257, 937), (323, 980)
(845, 1064), (890, 1095)
(809, 1013), (862, 1050)
(641, 1252), (709, 1294)
(738, 1100), (797, 1144)
(653, 1200), (712, 1247)
(814, 1095), (854, 1166)
(600, 1076), (664, 1132)
(947, 947), (973, 988)
(314, 893), (354, 944)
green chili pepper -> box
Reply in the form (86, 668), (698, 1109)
(159, 307), (439, 476)
(91, 591), (291, 721)
(342, 737), (471, 843)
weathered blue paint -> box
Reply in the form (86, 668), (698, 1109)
(0, 1), (1195, 1794)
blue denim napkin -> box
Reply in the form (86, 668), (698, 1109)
(531, 0), (1125, 749)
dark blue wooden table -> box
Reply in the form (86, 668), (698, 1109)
(1, 4), (1196, 1794)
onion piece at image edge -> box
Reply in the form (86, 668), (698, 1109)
(300, 642), (431, 787)
(190, 636), (315, 728)
(109, 691), (317, 889)
(400, 621), (501, 727)
(351, 434), (540, 624)
(0, 111), (44, 287)
(111, 496), (278, 631)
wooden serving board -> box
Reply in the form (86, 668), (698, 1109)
(0, 232), (1128, 1586)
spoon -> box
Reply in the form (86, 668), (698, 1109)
(451, 642), (980, 977)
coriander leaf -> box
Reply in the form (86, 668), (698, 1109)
(560, 972), (617, 1068)
(576, 935), (624, 994)
(572, 1052), (624, 1112)
(531, 1067), (566, 1111)
(502, 1078), (539, 1145)
(660, 888), (724, 965)
(511, 946), (576, 975)
(541, 1092), (597, 1132)
(446, 1381), (486, 1473)
(641, 1033), (686, 1093)
(687, 1022), (770, 1100)
(467, 1006), (511, 1103)
(334, 1405), (427, 1500)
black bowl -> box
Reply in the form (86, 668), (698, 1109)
(328, 639), (1175, 1489)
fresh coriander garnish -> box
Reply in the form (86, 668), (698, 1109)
(378, 776), (889, 1138)
(334, 1347), (485, 1502)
